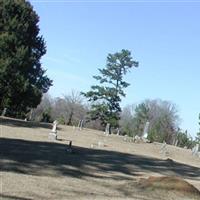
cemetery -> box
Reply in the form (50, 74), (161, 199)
(1, 116), (200, 200)
(1, 1), (200, 200)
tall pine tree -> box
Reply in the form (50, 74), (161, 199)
(82, 49), (138, 132)
(0, 0), (52, 117)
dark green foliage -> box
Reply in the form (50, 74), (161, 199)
(57, 115), (66, 125)
(132, 103), (149, 137)
(82, 49), (138, 131)
(122, 99), (179, 143)
(176, 130), (194, 148)
(0, 0), (52, 117)
(41, 108), (52, 123)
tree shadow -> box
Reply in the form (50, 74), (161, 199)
(1, 137), (200, 182)
(0, 117), (62, 130)
(0, 194), (33, 200)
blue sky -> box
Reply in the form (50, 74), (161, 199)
(30, 0), (200, 137)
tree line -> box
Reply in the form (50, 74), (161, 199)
(0, 0), (199, 149)
(31, 92), (199, 148)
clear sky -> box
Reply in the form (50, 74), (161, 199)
(30, 0), (200, 137)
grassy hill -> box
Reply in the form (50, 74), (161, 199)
(1, 117), (200, 200)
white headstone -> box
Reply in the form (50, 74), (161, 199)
(160, 141), (168, 156)
(143, 121), (149, 138)
(29, 109), (33, 121)
(49, 120), (58, 140)
(174, 139), (178, 147)
(1, 108), (7, 116)
(124, 134), (128, 141)
(98, 141), (104, 147)
(48, 132), (57, 140)
(116, 128), (120, 135)
(134, 135), (141, 143)
(77, 119), (84, 131)
(192, 144), (199, 156)
(52, 120), (58, 133)
(104, 123), (110, 135)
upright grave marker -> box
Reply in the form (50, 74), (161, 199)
(48, 120), (58, 140)
(1, 108), (7, 116)
(192, 144), (199, 156)
(77, 119), (84, 131)
(143, 121), (149, 139)
(104, 123), (110, 136)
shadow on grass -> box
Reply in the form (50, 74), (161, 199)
(0, 117), (62, 130)
(1, 137), (200, 182)
(0, 194), (32, 200)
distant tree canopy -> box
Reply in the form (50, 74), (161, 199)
(0, 0), (52, 117)
(32, 91), (87, 125)
(120, 99), (180, 144)
(82, 49), (138, 132)
(176, 130), (194, 148)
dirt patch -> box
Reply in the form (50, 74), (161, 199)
(138, 176), (200, 198)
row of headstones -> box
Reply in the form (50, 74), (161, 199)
(2, 108), (199, 157)
(48, 119), (84, 140)
(73, 119), (84, 131)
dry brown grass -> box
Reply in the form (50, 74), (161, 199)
(1, 117), (200, 200)
(139, 176), (200, 195)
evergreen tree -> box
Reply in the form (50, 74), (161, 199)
(0, 0), (52, 117)
(82, 49), (138, 132)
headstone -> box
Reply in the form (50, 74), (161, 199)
(142, 121), (149, 138)
(160, 141), (168, 156)
(123, 134), (128, 141)
(80, 119), (84, 130)
(134, 135), (141, 143)
(104, 123), (110, 135)
(116, 128), (120, 135)
(1, 108), (7, 116)
(48, 120), (58, 140)
(174, 139), (178, 147)
(172, 136), (178, 146)
(98, 141), (104, 147)
(29, 109), (33, 121)
(192, 144), (199, 156)
(77, 119), (84, 131)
